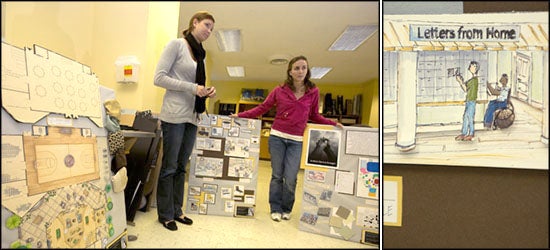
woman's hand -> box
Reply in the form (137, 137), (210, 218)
(196, 85), (210, 97)
(206, 86), (216, 98)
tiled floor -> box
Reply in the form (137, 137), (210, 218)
(126, 160), (371, 248)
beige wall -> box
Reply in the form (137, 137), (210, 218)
(3, 2), (378, 126)
(4, 2), (94, 63)
(4, 1), (179, 113)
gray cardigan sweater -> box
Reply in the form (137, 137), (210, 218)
(154, 38), (202, 125)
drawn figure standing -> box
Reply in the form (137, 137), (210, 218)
(455, 61), (479, 141)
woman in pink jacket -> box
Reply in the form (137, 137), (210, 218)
(233, 55), (342, 222)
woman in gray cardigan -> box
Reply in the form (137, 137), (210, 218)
(153, 11), (216, 231)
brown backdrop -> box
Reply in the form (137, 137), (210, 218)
(382, 164), (549, 248)
(463, 1), (548, 13)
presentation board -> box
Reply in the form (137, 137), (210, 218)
(185, 114), (262, 218)
(1, 41), (127, 248)
(298, 124), (379, 246)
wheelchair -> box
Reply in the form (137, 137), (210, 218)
(491, 93), (515, 130)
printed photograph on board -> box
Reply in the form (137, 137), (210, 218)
(305, 128), (341, 168)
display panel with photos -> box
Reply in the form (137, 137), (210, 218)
(299, 124), (379, 246)
(186, 114), (261, 217)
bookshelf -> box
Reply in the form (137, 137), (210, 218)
(324, 114), (361, 125)
(214, 100), (236, 115)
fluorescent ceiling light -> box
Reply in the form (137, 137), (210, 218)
(216, 29), (241, 52)
(226, 66), (245, 77)
(329, 25), (378, 51)
(310, 67), (332, 79)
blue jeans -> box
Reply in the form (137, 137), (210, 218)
(461, 101), (476, 136)
(157, 121), (197, 222)
(484, 100), (508, 126)
(268, 135), (303, 214)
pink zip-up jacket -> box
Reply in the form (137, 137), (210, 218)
(237, 84), (337, 136)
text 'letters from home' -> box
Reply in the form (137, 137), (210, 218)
(410, 24), (519, 42)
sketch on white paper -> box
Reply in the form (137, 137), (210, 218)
(220, 187), (232, 199)
(228, 127), (240, 137)
(211, 127), (223, 137)
(210, 115), (218, 125)
(189, 186), (201, 196)
(204, 193), (216, 204)
(227, 157), (255, 178)
(199, 204), (208, 214)
(26, 46), (102, 119)
(233, 185), (244, 196)
(244, 194), (255, 204)
(383, 176), (402, 227)
(195, 137), (222, 152)
(345, 130), (378, 156)
(202, 183), (218, 193)
(194, 156), (224, 178)
(224, 200), (234, 213)
(224, 137), (250, 158)
(189, 198), (199, 212)
(334, 170), (355, 195)
(383, 12), (548, 170)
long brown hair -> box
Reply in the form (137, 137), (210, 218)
(283, 55), (315, 91)
(182, 11), (215, 36)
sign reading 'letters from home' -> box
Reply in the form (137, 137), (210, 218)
(410, 24), (520, 42)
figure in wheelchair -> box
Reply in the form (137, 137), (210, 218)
(484, 73), (514, 130)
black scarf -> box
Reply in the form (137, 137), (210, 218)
(185, 32), (206, 114)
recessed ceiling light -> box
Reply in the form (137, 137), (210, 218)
(268, 54), (291, 65)
(216, 29), (241, 52)
(310, 67), (332, 79)
(226, 66), (245, 77)
(329, 25), (378, 51)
